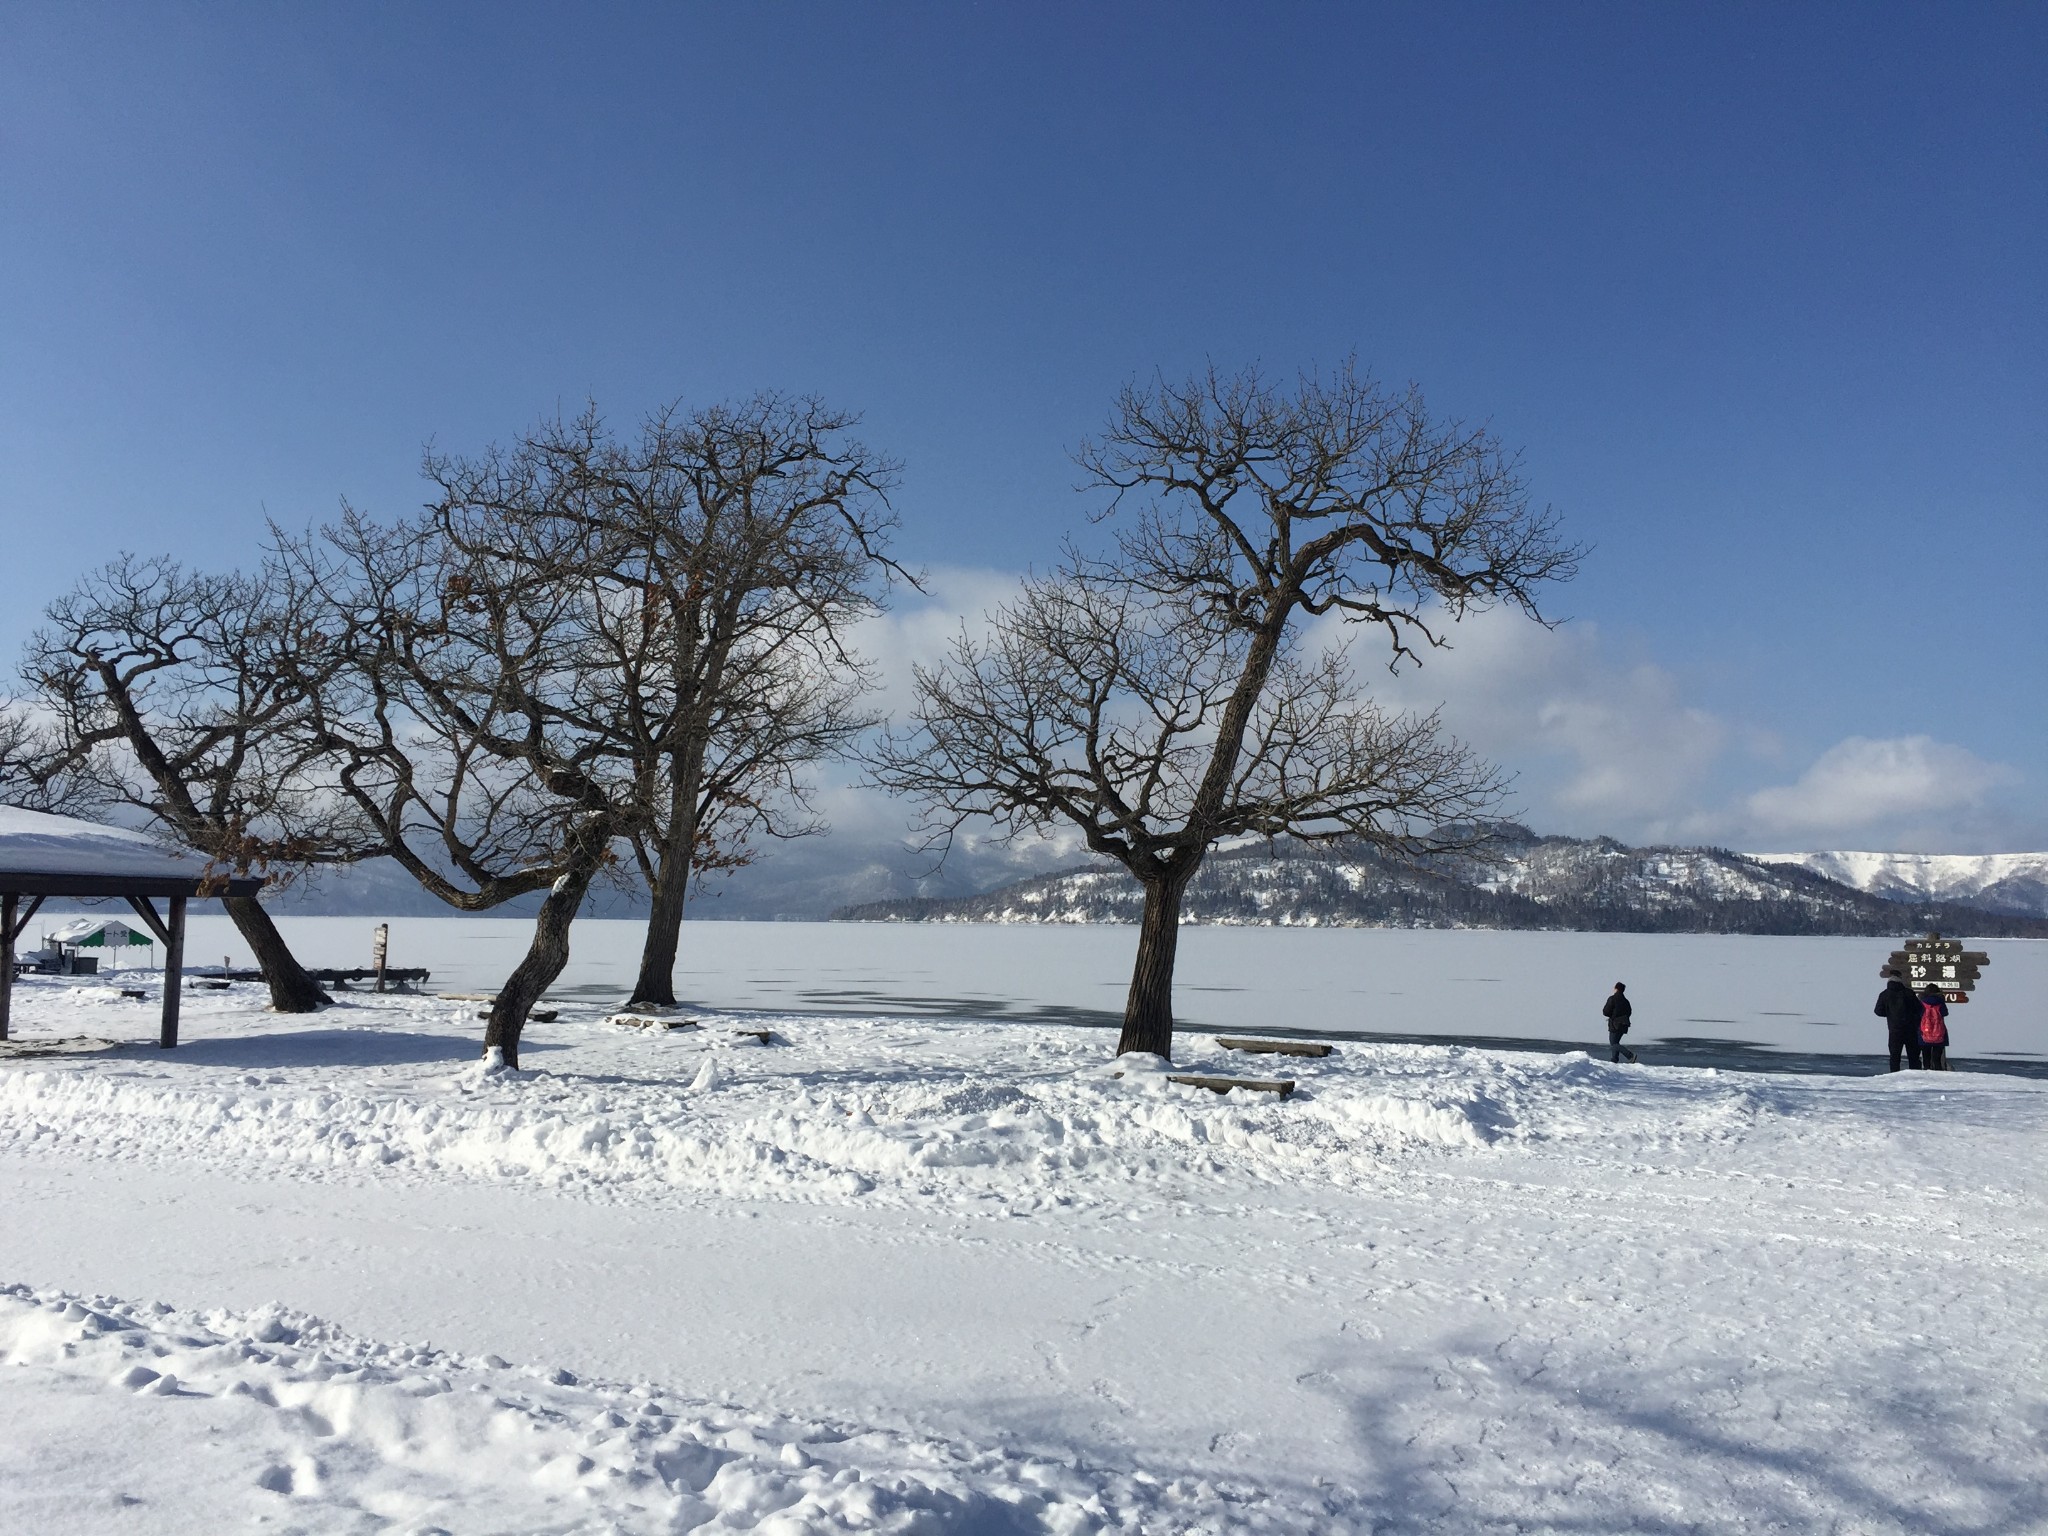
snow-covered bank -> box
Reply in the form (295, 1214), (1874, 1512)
(4, 980), (2047, 1532)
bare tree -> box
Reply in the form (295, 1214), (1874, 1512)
(616, 637), (878, 912)
(0, 707), (112, 816)
(869, 364), (1580, 1059)
(17, 555), (379, 1011)
(293, 508), (633, 1068)
(420, 397), (900, 1009)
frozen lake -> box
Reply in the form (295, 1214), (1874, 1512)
(136, 915), (2048, 1074)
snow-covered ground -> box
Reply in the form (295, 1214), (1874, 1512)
(4, 970), (2046, 1533)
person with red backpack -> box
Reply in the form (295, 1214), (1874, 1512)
(1917, 984), (1952, 1071)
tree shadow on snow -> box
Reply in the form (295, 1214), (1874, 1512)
(162, 1028), (545, 1070)
(1313, 1330), (2045, 1535)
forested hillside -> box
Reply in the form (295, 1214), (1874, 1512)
(835, 827), (2048, 937)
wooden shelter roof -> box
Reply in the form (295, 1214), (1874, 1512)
(1, 809), (265, 1049)
(0, 809), (261, 898)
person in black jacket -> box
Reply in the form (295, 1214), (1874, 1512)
(1601, 982), (1633, 1063)
(1917, 983), (1951, 1071)
(1875, 970), (1923, 1071)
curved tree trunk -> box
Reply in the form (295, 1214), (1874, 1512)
(486, 844), (606, 1070)
(222, 894), (329, 1013)
(1117, 874), (1191, 1060)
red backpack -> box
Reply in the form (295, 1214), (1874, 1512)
(1918, 1001), (1949, 1046)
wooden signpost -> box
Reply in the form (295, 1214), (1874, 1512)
(1881, 932), (1988, 1004)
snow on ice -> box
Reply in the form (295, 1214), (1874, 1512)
(2, 965), (2045, 1532)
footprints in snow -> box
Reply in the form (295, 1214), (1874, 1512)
(254, 1457), (323, 1497)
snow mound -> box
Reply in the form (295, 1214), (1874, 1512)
(0, 1020), (1524, 1214)
(1312, 1089), (1499, 1148)
(0, 1282), (1332, 1533)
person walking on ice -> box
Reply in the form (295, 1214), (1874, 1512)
(1917, 982), (1951, 1071)
(1602, 982), (1635, 1063)
(1875, 969), (1924, 1071)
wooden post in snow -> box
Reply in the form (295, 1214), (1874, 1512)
(160, 895), (186, 1050)
(0, 892), (15, 1043)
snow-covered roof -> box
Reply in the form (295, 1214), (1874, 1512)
(45, 916), (150, 947)
(0, 808), (261, 897)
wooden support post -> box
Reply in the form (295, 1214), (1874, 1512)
(122, 895), (172, 945)
(8, 894), (44, 942)
(1, 892), (15, 1043)
(160, 895), (186, 1050)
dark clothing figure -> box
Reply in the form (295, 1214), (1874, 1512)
(1875, 977), (1923, 1071)
(1602, 986), (1632, 1063)
(1918, 987), (1951, 1071)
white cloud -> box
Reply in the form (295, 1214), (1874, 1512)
(850, 565), (1027, 718)
(1312, 607), (1733, 835)
(818, 577), (2038, 862)
(865, 578), (1740, 838)
(1742, 735), (2021, 840)
(712, 566), (1090, 904)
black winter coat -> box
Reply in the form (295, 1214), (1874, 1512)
(1875, 980), (1920, 1033)
(1602, 993), (1632, 1031)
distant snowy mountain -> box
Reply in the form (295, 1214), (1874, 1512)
(836, 827), (2048, 937)
(1748, 851), (2048, 919)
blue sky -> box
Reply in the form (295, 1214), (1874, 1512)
(3, 3), (2042, 854)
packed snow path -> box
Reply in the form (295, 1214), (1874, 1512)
(2, 977), (2045, 1532)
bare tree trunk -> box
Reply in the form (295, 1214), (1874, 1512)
(485, 838), (606, 1069)
(628, 836), (690, 1006)
(1118, 874), (1190, 1060)
(223, 894), (329, 1012)
(628, 749), (707, 1007)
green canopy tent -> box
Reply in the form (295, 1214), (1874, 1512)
(43, 916), (156, 968)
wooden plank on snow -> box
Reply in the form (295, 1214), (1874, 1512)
(1214, 1036), (1333, 1058)
(1167, 1073), (1296, 1097)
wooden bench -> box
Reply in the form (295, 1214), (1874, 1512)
(1214, 1036), (1333, 1058)
(731, 1028), (776, 1045)
(318, 967), (429, 991)
(1167, 1073), (1296, 1098)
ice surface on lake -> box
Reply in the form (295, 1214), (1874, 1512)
(155, 914), (2048, 1061)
